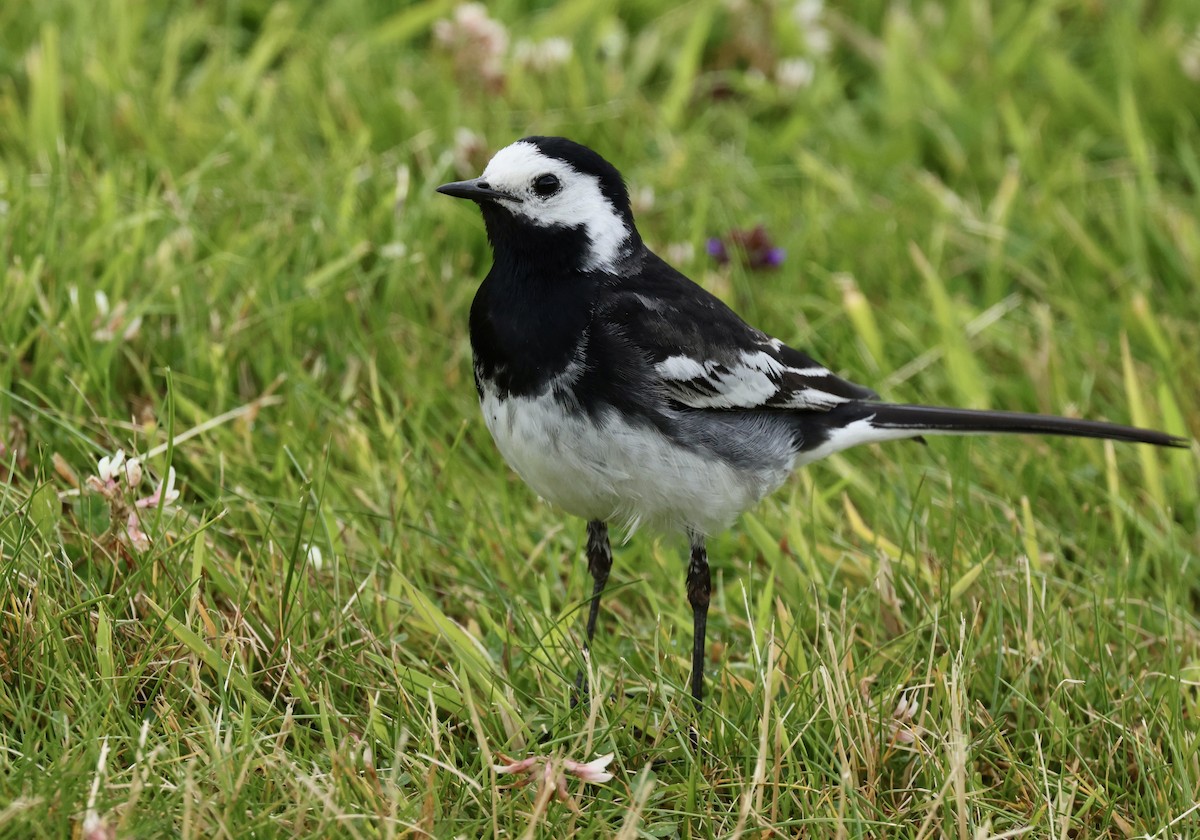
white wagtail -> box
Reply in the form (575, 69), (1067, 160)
(438, 136), (1187, 708)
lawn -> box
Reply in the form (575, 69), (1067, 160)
(2, 0), (1199, 836)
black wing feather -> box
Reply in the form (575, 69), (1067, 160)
(598, 252), (878, 411)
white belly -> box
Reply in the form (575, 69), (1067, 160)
(479, 384), (791, 535)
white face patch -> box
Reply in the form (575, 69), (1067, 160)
(480, 141), (633, 273)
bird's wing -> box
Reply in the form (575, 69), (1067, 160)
(600, 255), (879, 412)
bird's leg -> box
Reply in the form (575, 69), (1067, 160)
(572, 519), (612, 705)
(686, 534), (711, 709)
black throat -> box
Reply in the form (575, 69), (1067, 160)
(469, 209), (604, 398)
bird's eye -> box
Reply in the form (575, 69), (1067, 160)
(532, 173), (561, 198)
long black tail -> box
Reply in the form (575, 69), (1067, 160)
(798, 401), (1188, 463)
(869, 403), (1187, 447)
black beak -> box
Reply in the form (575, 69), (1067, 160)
(435, 178), (514, 202)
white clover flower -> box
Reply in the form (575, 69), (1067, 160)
(792, 0), (832, 55)
(394, 164), (411, 216)
(452, 127), (487, 178)
(793, 0), (824, 26)
(434, 3), (509, 89)
(305, 544), (325, 571)
(776, 57), (815, 91)
(1181, 29), (1200, 81)
(493, 751), (616, 806)
(631, 185), (655, 215)
(805, 26), (832, 55)
(515, 37), (572, 72)
(540, 37), (572, 66)
(597, 24), (628, 61)
(665, 241), (696, 266)
(380, 242), (408, 260)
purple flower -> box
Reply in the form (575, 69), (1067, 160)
(705, 237), (729, 264)
(751, 246), (786, 270)
(707, 225), (786, 271)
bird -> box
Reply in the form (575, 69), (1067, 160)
(437, 135), (1188, 710)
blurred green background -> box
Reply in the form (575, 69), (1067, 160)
(1, 0), (1199, 836)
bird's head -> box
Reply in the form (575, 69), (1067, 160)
(437, 136), (641, 274)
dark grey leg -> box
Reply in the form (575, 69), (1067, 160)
(573, 520), (612, 704)
(686, 534), (711, 708)
(583, 520), (612, 644)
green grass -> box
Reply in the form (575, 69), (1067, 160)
(2, 0), (1199, 836)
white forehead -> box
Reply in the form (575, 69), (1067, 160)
(481, 141), (572, 187)
(480, 141), (632, 273)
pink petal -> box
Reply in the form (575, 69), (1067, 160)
(125, 513), (151, 552)
(563, 752), (615, 784)
(493, 755), (539, 775)
(137, 467), (180, 508)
